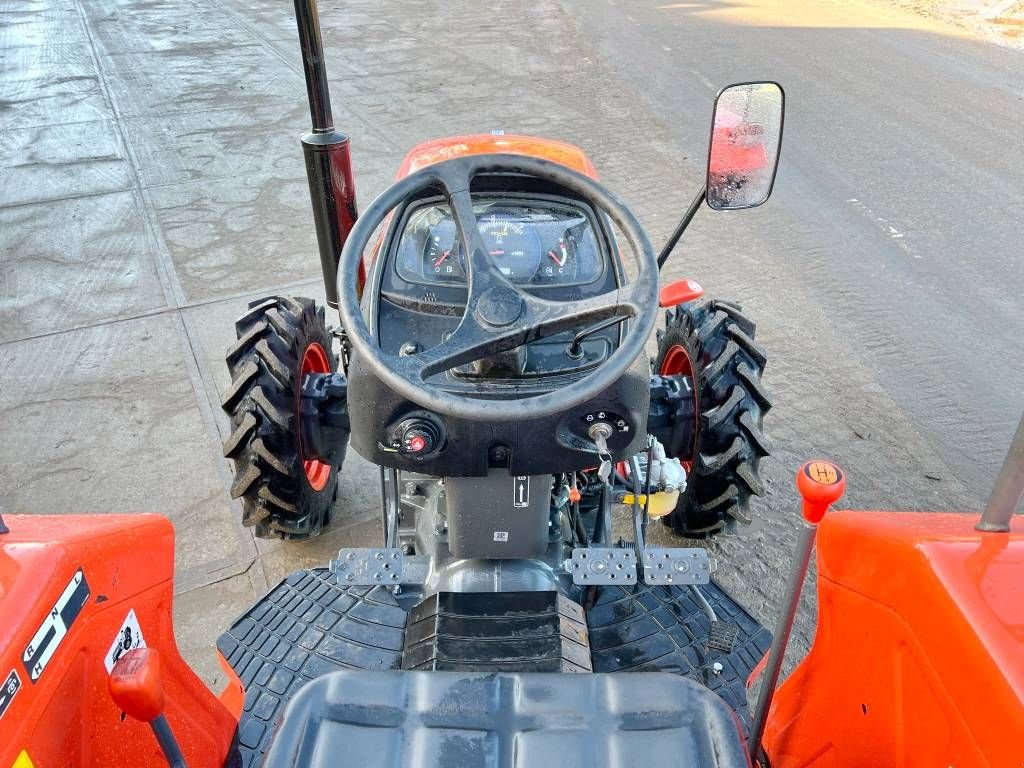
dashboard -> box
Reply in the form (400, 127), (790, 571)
(393, 197), (605, 289)
(372, 190), (622, 387)
(349, 185), (649, 477)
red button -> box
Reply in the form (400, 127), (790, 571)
(408, 435), (427, 453)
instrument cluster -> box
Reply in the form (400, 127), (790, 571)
(394, 197), (604, 288)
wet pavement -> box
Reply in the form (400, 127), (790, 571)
(1, 0), (1015, 689)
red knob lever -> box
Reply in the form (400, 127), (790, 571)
(109, 648), (164, 722)
(796, 460), (846, 524)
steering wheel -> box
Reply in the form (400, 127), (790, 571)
(337, 154), (659, 422)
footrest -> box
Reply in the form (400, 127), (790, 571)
(565, 547), (637, 585)
(641, 547), (710, 585)
(331, 548), (404, 586)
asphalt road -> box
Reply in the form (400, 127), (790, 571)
(562, 0), (1024, 502)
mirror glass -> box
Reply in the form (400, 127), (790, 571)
(706, 82), (784, 210)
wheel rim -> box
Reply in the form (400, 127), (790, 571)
(659, 344), (697, 471)
(300, 342), (332, 491)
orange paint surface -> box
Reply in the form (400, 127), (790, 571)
(0, 514), (237, 767)
(395, 133), (599, 180)
(764, 510), (1024, 767)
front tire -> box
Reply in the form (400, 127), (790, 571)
(654, 298), (771, 537)
(221, 296), (348, 540)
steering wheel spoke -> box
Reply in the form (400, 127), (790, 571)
(521, 288), (636, 341)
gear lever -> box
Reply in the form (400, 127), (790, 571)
(109, 648), (187, 767)
(747, 460), (846, 762)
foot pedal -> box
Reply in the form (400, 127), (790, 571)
(565, 547), (637, 585)
(331, 548), (405, 585)
(707, 620), (740, 653)
(641, 547), (710, 585)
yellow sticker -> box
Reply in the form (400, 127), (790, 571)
(12, 751), (34, 768)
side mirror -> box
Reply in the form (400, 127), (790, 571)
(706, 82), (784, 210)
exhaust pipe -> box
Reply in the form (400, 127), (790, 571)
(294, 0), (358, 309)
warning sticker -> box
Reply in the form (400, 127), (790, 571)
(22, 568), (89, 683)
(12, 751), (35, 768)
(493, 531), (509, 542)
(513, 476), (530, 508)
(0, 669), (21, 721)
(105, 609), (147, 674)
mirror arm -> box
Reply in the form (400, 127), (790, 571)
(656, 185), (706, 271)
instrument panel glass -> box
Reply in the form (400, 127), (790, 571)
(394, 197), (604, 288)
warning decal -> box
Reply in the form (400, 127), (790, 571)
(513, 476), (530, 508)
(22, 568), (90, 683)
(0, 669), (21, 721)
(105, 609), (147, 674)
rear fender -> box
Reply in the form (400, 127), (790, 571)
(0, 514), (238, 767)
(764, 511), (1024, 766)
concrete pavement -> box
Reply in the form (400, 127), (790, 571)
(1, 0), (1013, 690)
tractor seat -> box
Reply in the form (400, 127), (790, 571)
(262, 670), (750, 767)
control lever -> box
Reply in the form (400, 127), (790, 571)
(747, 460), (846, 762)
(108, 648), (186, 768)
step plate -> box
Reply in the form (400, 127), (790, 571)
(331, 547), (405, 586)
(566, 547), (637, 585)
(641, 547), (710, 585)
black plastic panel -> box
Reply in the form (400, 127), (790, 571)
(263, 671), (750, 767)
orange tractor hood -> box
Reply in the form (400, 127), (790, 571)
(395, 134), (599, 180)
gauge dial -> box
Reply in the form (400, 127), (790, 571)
(537, 232), (580, 284)
(423, 225), (464, 283)
(478, 211), (541, 282)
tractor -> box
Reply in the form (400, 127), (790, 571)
(1, 2), (1021, 766)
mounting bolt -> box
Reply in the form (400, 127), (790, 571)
(712, 662), (723, 675)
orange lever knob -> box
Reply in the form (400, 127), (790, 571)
(109, 648), (165, 722)
(796, 460), (846, 524)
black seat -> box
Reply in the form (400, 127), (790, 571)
(263, 670), (750, 767)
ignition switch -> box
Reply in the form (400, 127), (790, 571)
(402, 423), (436, 454)
(382, 414), (446, 459)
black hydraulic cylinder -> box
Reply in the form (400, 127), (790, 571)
(294, 0), (358, 308)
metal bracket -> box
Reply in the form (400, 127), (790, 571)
(641, 547), (710, 585)
(565, 547), (637, 585)
(332, 548), (405, 585)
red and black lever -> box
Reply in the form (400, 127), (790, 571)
(747, 460), (846, 762)
(109, 649), (186, 768)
